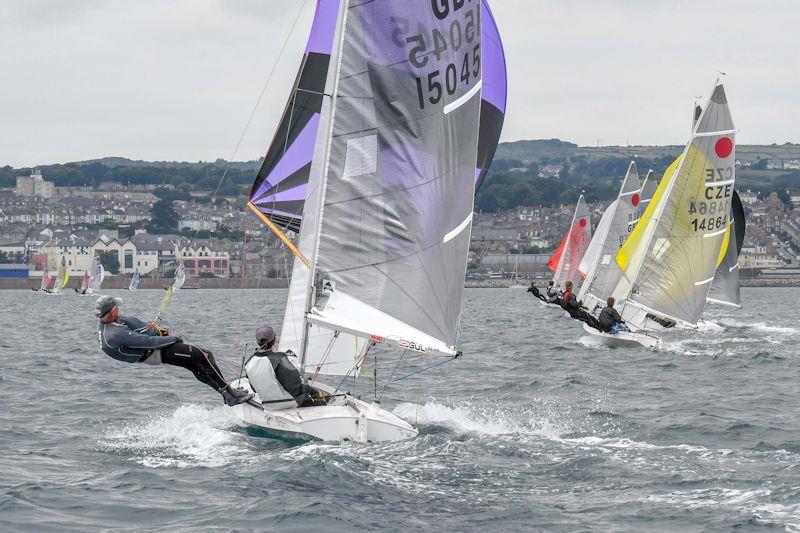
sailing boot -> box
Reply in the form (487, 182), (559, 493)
(219, 384), (254, 406)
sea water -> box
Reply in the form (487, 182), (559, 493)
(0, 288), (798, 531)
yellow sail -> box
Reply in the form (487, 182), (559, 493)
(615, 155), (682, 272)
(62, 269), (70, 288)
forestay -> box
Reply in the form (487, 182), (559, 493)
(548, 195), (592, 288)
(614, 83), (736, 329)
(707, 189), (745, 308)
(578, 162), (641, 310)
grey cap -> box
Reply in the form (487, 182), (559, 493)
(95, 295), (123, 317)
(256, 325), (276, 344)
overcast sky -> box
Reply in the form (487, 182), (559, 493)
(1, 0), (798, 167)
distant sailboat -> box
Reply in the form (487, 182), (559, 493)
(585, 82), (736, 348)
(128, 271), (140, 291)
(578, 162), (642, 312)
(52, 256), (70, 294)
(548, 195), (592, 290)
(76, 271), (90, 293)
(37, 269), (53, 293)
(86, 256), (105, 295)
(232, 0), (502, 442)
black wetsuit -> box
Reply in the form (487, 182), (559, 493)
(98, 315), (228, 392)
(598, 306), (624, 333)
(527, 285), (548, 303)
(561, 291), (601, 330)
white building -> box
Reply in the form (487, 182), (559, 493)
(178, 218), (218, 232)
(15, 169), (55, 198)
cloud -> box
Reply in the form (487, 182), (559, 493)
(0, 0), (797, 167)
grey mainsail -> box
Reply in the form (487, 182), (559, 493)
(279, 0), (483, 374)
(707, 190), (745, 308)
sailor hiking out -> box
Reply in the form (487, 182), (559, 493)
(561, 281), (601, 330)
(243, 326), (327, 409)
(94, 295), (252, 406)
(527, 282), (548, 303)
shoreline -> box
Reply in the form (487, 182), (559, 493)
(3, 278), (799, 289)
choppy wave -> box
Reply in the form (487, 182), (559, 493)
(100, 404), (242, 468)
(2, 287), (799, 530)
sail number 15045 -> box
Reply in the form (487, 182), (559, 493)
(405, 5), (480, 110)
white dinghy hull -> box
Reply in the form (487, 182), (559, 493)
(581, 322), (662, 350)
(229, 379), (417, 443)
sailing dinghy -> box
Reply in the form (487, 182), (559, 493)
(231, 0), (500, 442)
(52, 256), (70, 294)
(36, 269), (54, 293)
(75, 271), (90, 293)
(86, 256), (105, 295)
(127, 271), (140, 291)
(584, 82), (736, 349)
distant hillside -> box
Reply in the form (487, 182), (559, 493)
(72, 157), (263, 171)
(3, 140), (800, 213)
(495, 139), (800, 164)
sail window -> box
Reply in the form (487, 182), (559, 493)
(342, 134), (377, 178)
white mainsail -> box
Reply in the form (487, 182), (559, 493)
(278, 0), (484, 376)
(128, 271), (140, 291)
(88, 256), (105, 293)
(578, 162), (642, 310)
(613, 82), (736, 330)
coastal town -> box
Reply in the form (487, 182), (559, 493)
(3, 155), (800, 288)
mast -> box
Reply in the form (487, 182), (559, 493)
(297, 0), (349, 374)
